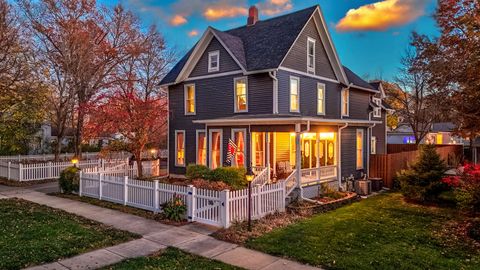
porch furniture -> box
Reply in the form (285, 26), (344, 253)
(369, 178), (383, 192)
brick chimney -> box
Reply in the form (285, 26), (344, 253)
(247, 6), (258, 26)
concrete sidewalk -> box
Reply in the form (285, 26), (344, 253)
(1, 187), (320, 270)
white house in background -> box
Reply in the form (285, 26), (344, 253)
(387, 122), (464, 145)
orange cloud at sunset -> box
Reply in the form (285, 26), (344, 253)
(170, 14), (187, 26)
(259, 0), (292, 16)
(336, 0), (428, 32)
(203, 5), (248, 21)
(188, 30), (199, 37)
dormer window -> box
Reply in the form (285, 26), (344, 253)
(208, 51), (219, 72)
(307, 37), (315, 74)
(373, 97), (381, 118)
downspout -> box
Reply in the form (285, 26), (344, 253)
(338, 123), (349, 190)
(269, 71), (278, 114)
(367, 111), (377, 178)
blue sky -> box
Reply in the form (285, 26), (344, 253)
(100, 0), (439, 81)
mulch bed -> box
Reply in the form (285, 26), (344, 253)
(158, 177), (237, 191)
(0, 177), (57, 187)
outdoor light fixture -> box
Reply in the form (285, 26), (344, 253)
(71, 157), (79, 167)
(246, 166), (255, 232)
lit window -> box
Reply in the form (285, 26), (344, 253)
(184, 84), (195, 115)
(209, 130), (222, 169)
(196, 130), (206, 165)
(175, 130), (185, 167)
(290, 77), (300, 112)
(307, 37), (315, 74)
(371, 136), (377, 154)
(341, 89), (349, 116)
(252, 132), (265, 167)
(232, 129), (246, 167)
(373, 97), (381, 118)
(356, 129), (364, 169)
(437, 133), (443, 145)
(234, 77), (247, 112)
(208, 51), (219, 72)
(317, 83), (325, 115)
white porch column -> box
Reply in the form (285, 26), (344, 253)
(265, 132), (270, 181)
(295, 124), (302, 197)
(316, 133), (320, 180)
(272, 133), (277, 178)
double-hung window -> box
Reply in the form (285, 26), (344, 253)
(196, 130), (207, 165)
(371, 136), (377, 154)
(234, 77), (248, 112)
(290, 76), (300, 112)
(209, 129), (223, 169)
(356, 129), (364, 169)
(317, 83), (325, 115)
(307, 37), (315, 74)
(373, 97), (381, 118)
(175, 130), (185, 167)
(208, 51), (219, 72)
(231, 129), (246, 167)
(184, 84), (196, 115)
(341, 89), (349, 116)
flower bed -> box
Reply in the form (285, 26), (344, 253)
(288, 192), (359, 215)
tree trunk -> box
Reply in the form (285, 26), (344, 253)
(54, 137), (61, 162)
(74, 110), (85, 159)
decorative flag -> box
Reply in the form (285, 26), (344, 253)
(226, 138), (238, 166)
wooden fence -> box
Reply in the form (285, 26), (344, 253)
(387, 144), (463, 154)
(370, 145), (463, 188)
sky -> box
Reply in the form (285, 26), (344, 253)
(99, 0), (439, 81)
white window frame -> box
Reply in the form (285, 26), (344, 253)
(317, 82), (325, 115)
(231, 128), (247, 167)
(289, 76), (300, 113)
(208, 129), (223, 169)
(234, 77), (248, 113)
(196, 129), (207, 165)
(341, 89), (349, 117)
(356, 129), (364, 169)
(208, 50), (219, 73)
(184, 84), (196, 115)
(371, 136), (377, 154)
(174, 130), (186, 167)
(307, 37), (316, 74)
(373, 97), (381, 118)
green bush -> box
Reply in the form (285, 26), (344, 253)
(207, 167), (247, 189)
(397, 144), (448, 203)
(186, 164), (210, 180)
(161, 195), (187, 222)
(59, 166), (81, 194)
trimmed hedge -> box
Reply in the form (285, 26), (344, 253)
(186, 165), (247, 190)
(59, 166), (81, 194)
(186, 164), (210, 180)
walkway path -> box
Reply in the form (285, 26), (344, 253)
(0, 185), (320, 270)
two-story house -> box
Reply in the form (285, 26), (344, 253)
(160, 5), (386, 194)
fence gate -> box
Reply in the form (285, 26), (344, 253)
(192, 189), (224, 227)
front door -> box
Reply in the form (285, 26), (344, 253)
(301, 134), (317, 169)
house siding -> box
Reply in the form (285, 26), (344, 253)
(341, 127), (368, 179)
(345, 89), (371, 120)
(281, 19), (336, 80)
(189, 37), (241, 78)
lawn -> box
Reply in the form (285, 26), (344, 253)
(247, 193), (480, 270)
(102, 247), (243, 270)
(0, 198), (139, 270)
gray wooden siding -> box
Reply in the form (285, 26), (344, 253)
(341, 127), (367, 179)
(277, 70), (341, 118)
(345, 89), (371, 120)
(189, 37), (241, 77)
(281, 19), (336, 80)
(372, 111), (387, 154)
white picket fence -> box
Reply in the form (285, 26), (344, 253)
(79, 172), (286, 228)
(0, 150), (168, 162)
(83, 160), (161, 180)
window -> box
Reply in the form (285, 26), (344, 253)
(208, 51), (219, 72)
(371, 136), (377, 154)
(232, 129), (246, 167)
(196, 130), (207, 165)
(290, 76), (300, 112)
(356, 129), (364, 169)
(307, 37), (315, 74)
(373, 97), (381, 118)
(436, 133), (443, 145)
(317, 83), (325, 115)
(234, 77), (248, 112)
(184, 84), (195, 115)
(341, 89), (349, 116)
(209, 129), (222, 169)
(175, 130), (185, 167)
(252, 132), (265, 167)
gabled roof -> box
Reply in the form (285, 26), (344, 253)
(343, 66), (375, 91)
(432, 122), (455, 132)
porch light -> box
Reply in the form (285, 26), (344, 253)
(71, 157), (79, 167)
(246, 167), (255, 182)
(319, 132), (334, 140)
(150, 148), (157, 154)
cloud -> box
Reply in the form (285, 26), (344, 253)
(169, 14), (187, 26)
(188, 30), (199, 37)
(257, 0), (293, 16)
(203, 5), (248, 20)
(336, 0), (429, 32)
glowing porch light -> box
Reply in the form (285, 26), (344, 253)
(320, 132), (335, 140)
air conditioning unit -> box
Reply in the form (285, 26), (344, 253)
(355, 180), (372, 196)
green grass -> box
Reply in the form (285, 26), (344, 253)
(0, 198), (139, 270)
(247, 193), (480, 270)
(102, 247), (243, 270)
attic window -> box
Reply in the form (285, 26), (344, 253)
(373, 97), (381, 118)
(307, 37), (315, 74)
(208, 51), (219, 72)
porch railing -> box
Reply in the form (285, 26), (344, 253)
(300, 165), (337, 185)
(251, 167), (269, 187)
(285, 169), (297, 196)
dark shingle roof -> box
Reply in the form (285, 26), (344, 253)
(432, 122), (455, 132)
(343, 66), (376, 90)
(369, 81), (381, 90)
(212, 28), (247, 69)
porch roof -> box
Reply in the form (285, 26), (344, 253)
(192, 114), (382, 126)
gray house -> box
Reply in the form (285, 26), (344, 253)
(160, 5), (386, 191)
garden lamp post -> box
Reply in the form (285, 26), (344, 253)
(71, 157), (79, 168)
(246, 166), (255, 232)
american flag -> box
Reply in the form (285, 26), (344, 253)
(225, 138), (237, 166)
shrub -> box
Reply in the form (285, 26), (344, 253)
(186, 164), (210, 180)
(397, 144), (448, 202)
(161, 195), (187, 222)
(443, 163), (480, 213)
(207, 167), (247, 190)
(59, 166), (81, 194)
(468, 220), (480, 241)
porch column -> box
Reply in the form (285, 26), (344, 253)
(316, 133), (320, 181)
(295, 124), (302, 197)
(265, 132), (270, 181)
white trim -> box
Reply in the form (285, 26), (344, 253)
(278, 67), (338, 83)
(234, 76), (248, 113)
(372, 97), (381, 118)
(208, 50), (220, 73)
(341, 88), (349, 117)
(174, 130), (186, 167)
(193, 117), (382, 126)
(371, 136), (377, 154)
(196, 129), (207, 165)
(185, 70), (243, 82)
(317, 82), (326, 115)
(307, 37), (316, 74)
(289, 76), (300, 113)
(209, 129), (223, 169)
(356, 129), (364, 170)
(184, 84), (196, 115)
(351, 84), (380, 93)
(231, 128), (247, 167)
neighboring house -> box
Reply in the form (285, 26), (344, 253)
(160, 5), (386, 193)
(387, 122), (464, 145)
(369, 81), (394, 154)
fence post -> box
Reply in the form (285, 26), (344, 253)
(256, 185), (261, 217)
(19, 163), (23, 181)
(99, 173), (103, 200)
(187, 185), (196, 222)
(153, 180), (159, 213)
(48, 162), (52, 179)
(220, 189), (230, 228)
(123, 176), (128, 205)
(79, 171), (83, 197)
(7, 162), (10, 180)
(280, 181), (286, 212)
